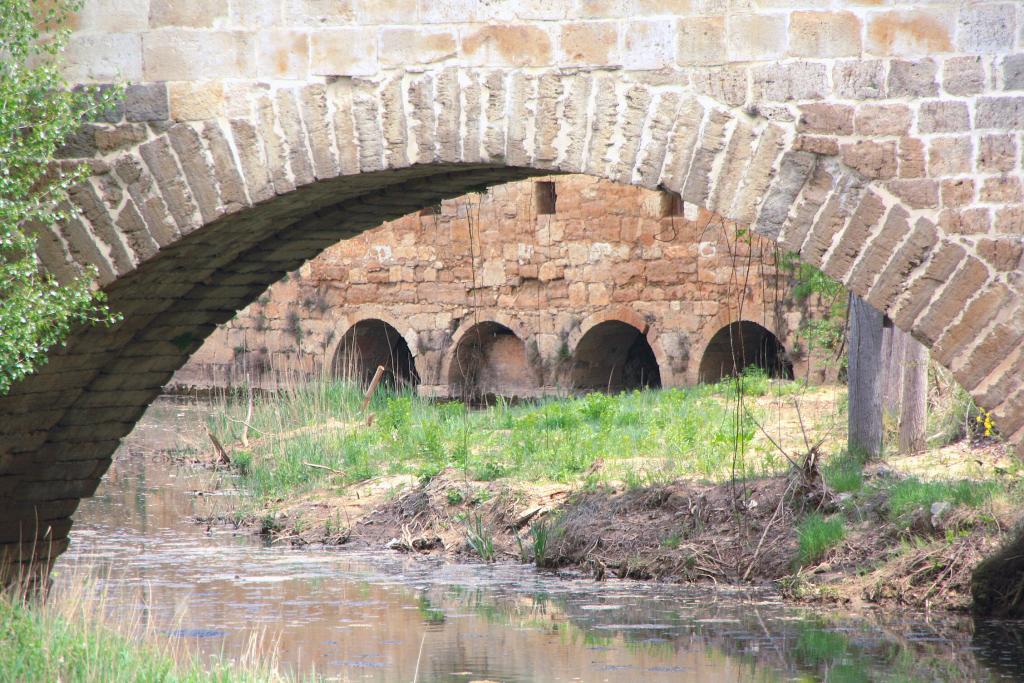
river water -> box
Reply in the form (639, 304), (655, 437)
(53, 398), (1024, 682)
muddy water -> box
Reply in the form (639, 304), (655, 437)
(55, 398), (1024, 682)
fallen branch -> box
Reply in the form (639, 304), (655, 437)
(302, 461), (345, 476)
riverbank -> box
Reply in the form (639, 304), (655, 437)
(193, 377), (1022, 614)
(0, 584), (295, 683)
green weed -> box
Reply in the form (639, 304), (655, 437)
(466, 515), (496, 562)
(796, 513), (846, 566)
(885, 478), (1001, 522)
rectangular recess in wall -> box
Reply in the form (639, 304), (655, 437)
(660, 191), (684, 217)
(535, 181), (557, 215)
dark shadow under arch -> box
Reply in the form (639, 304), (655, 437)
(698, 321), (794, 383)
(332, 319), (419, 389)
(448, 321), (538, 402)
(570, 321), (662, 393)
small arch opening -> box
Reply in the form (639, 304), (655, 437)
(698, 321), (794, 383)
(332, 319), (419, 389)
(449, 321), (537, 402)
(570, 320), (662, 393)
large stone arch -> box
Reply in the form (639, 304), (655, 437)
(324, 308), (421, 377)
(2, 16), (1024, 573)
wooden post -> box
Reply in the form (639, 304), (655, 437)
(848, 293), (885, 459)
(898, 338), (929, 454)
(360, 365), (387, 412)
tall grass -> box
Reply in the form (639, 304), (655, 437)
(796, 513), (846, 567)
(0, 572), (300, 682)
(208, 378), (774, 506)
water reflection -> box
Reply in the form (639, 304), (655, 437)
(54, 398), (1024, 682)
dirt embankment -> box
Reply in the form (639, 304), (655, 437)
(194, 448), (1018, 615)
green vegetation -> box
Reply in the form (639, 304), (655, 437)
(884, 478), (1002, 522)
(0, 594), (296, 682)
(208, 379), (778, 508)
(796, 513), (846, 566)
(0, 0), (121, 393)
(466, 514), (496, 562)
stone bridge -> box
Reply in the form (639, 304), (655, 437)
(1, 0), (1023, 580)
(174, 175), (832, 397)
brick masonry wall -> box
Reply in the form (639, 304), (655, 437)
(174, 175), (835, 394)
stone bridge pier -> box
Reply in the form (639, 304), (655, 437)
(0, 0), (1021, 606)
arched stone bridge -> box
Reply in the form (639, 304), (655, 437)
(2, 1), (1023, 578)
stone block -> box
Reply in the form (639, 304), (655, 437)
(380, 28), (457, 67)
(676, 15), (724, 66)
(797, 103), (853, 135)
(752, 62), (828, 102)
(854, 104), (911, 136)
(310, 28), (379, 76)
(63, 33), (142, 82)
(941, 178), (975, 208)
(917, 100), (970, 133)
(898, 136), (926, 179)
(789, 11), (861, 58)
(978, 134), (1018, 173)
(866, 10), (954, 57)
(928, 136), (973, 176)
(150, 0), (228, 28)
(888, 59), (938, 97)
(977, 237), (1024, 271)
(886, 179), (939, 210)
(981, 176), (1023, 204)
(690, 66), (748, 107)
(125, 83), (169, 123)
(841, 141), (897, 180)
(289, 0), (354, 24)
(462, 24), (553, 67)
(621, 20), (676, 70)
(958, 3), (1016, 54)
(726, 13), (786, 62)
(168, 81), (224, 121)
(75, 0), (149, 32)
(229, 0), (284, 27)
(976, 97), (1024, 129)
(353, 0), (417, 24)
(143, 30), (256, 81)
(943, 56), (986, 96)
(1003, 54), (1024, 90)
(833, 60), (885, 99)
(257, 29), (310, 79)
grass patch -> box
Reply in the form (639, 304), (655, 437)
(822, 453), (864, 493)
(0, 584), (298, 682)
(885, 478), (1002, 522)
(207, 379), (786, 508)
(796, 513), (846, 567)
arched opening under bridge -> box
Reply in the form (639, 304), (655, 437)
(698, 321), (794, 383)
(447, 321), (538, 402)
(332, 319), (419, 389)
(570, 321), (662, 393)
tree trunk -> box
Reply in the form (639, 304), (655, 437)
(848, 293), (885, 459)
(880, 318), (908, 418)
(898, 336), (929, 454)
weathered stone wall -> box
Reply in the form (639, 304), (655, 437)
(174, 175), (833, 395)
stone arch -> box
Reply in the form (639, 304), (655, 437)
(444, 318), (540, 402)
(697, 321), (795, 384)
(329, 317), (420, 389)
(1, 63), (1022, 577)
(567, 310), (665, 393)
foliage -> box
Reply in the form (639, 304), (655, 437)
(822, 453), (864, 494)
(779, 252), (848, 362)
(796, 513), (846, 566)
(466, 514), (496, 562)
(0, 0), (121, 393)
